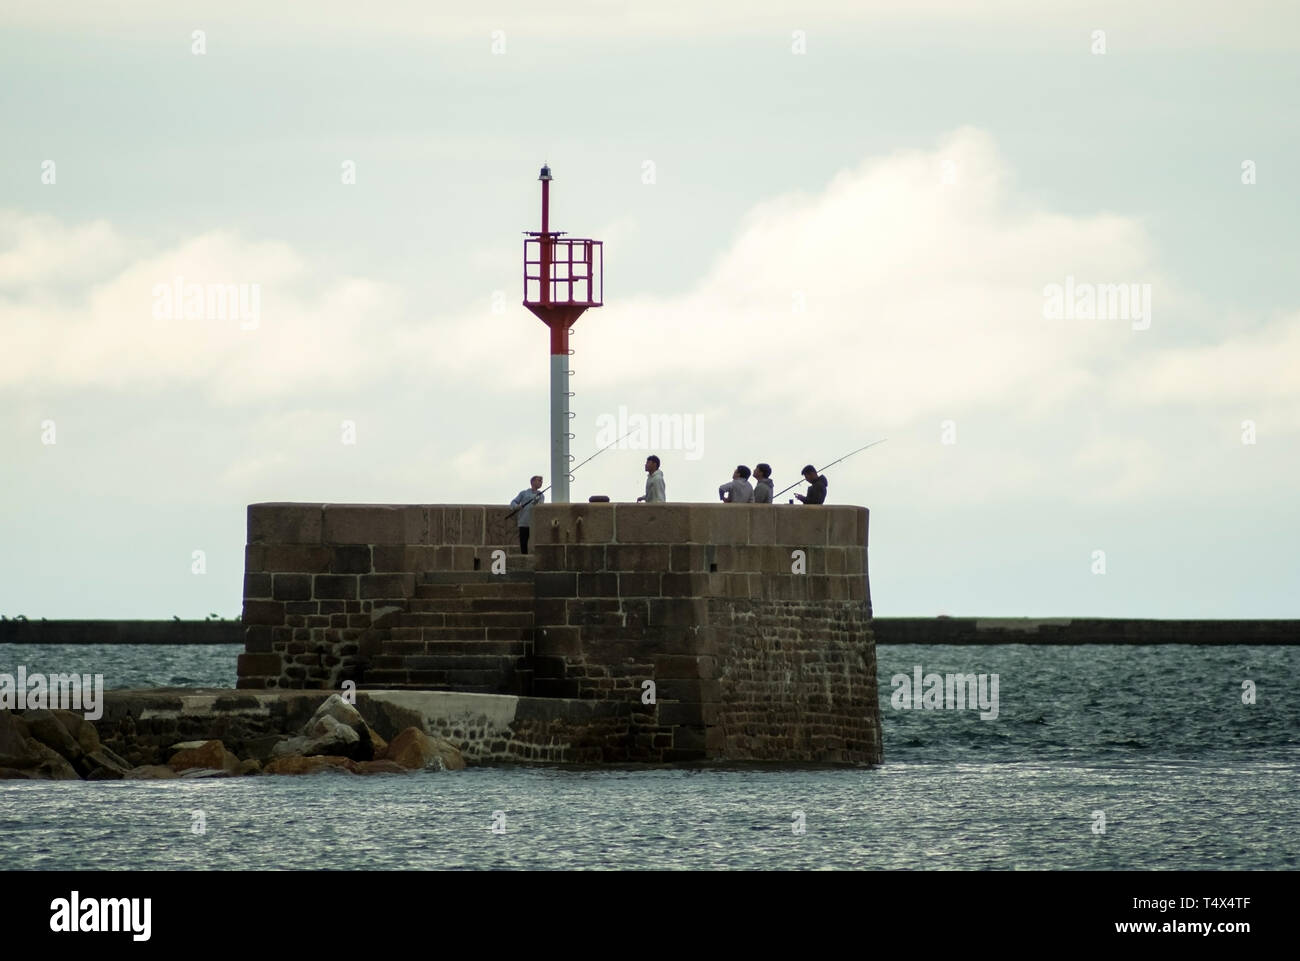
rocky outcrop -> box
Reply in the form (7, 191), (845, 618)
(386, 728), (467, 771)
(3, 693), (467, 780)
(168, 740), (242, 775)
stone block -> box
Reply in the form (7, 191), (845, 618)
(262, 545), (333, 574)
(828, 507), (861, 546)
(660, 572), (711, 597)
(749, 504), (777, 542)
(774, 506), (829, 546)
(669, 544), (706, 572)
(605, 545), (670, 573)
(535, 626), (582, 656)
(533, 544), (564, 570)
(654, 654), (716, 679)
(418, 507), (445, 546)
(618, 572), (661, 597)
(242, 600), (285, 626)
(237, 652), (283, 676)
(577, 573), (618, 597)
(248, 503), (322, 545)
(401, 507), (429, 544)
(360, 573), (415, 599)
(534, 503), (615, 544)
(272, 573), (313, 601)
(614, 503), (691, 543)
(656, 678), (720, 702)
(533, 598), (567, 627)
(322, 505), (406, 545)
(243, 572), (272, 599)
(535, 572), (577, 598)
(566, 545), (608, 571)
(371, 545), (406, 572)
(332, 545), (372, 574)
(455, 507), (485, 545)
(707, 508), (750, 545)
(646, 598), (707, 628)
(245, 626), (273, 653)
(314, 574), (358, 600)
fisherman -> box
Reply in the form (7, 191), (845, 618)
(509, 475), (545, 553)
(718, 465), (755, 503)
(637, 455), (666, 503)
(794, 464), (828, 504)
(752, 463), (774, 504)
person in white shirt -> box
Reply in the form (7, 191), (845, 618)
(637, 455), (666, 503)
(718, 465), (755, 503)
(509, 475), (544, 553)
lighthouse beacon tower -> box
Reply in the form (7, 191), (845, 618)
(522, 165), (603, 504)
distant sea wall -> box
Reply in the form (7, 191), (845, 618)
(0, 620), (243, 645)
(4, 618), (1295, 647)
(870, 618), (1299, 645)
(4, 617), (1295, 648)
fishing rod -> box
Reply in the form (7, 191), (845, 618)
(774, 438), (888, 499)
(505, 429), (638, 519)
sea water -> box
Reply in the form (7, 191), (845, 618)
(1, 643), (1295, 870)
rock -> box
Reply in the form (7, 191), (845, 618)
(236, 758), (262, 776)
(366, 726), (388, 758)
(263, 755), (358, 776)
(124, 765), (179, 780)
(0, 711), (38, 769)
(178, 767), (235, 778)
(270, 736), (312, 759)
(305, 714), (361, 753)
(0, 767), (40, 780)
(272, 716), (359, 760)
(80, 749), (131, 780)
(168, 740), (212, 753)
(385, 728), (466, 772)
(52, 710), (101, 755)
(20, 709), (83, 765)
(241, 734), (288, 763)
(24, 738), (80, 779)
(99, 744), (132, 769)
(352, 759), (408, 775)
(168, 739), (242, 775)
(305, 693), (365, 733)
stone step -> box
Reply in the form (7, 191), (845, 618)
(403, 598), (535, 613)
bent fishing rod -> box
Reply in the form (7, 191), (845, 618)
(505, 429), (638, 519)
(774, 438), (888, 499)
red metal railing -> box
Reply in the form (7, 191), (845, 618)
(524, 237), (603, 307)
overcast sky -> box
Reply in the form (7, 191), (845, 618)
(2, 1), (1298, 619)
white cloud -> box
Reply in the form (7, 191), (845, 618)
(3, 128), (1297, 512)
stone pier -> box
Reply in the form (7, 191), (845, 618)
(236, 502), (881, 765)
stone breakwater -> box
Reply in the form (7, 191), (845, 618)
(237, 502), (881, 765)
(0, 693), (466, 779)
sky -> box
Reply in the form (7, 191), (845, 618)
(2, 1), (1298, 619)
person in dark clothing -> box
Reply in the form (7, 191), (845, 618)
(794, 464), (827, 504)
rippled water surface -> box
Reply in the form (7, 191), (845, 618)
(2, 644), (1297, 869)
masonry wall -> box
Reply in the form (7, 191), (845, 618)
(238, 504), (526, 692)
(239, 501), (880, 764)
